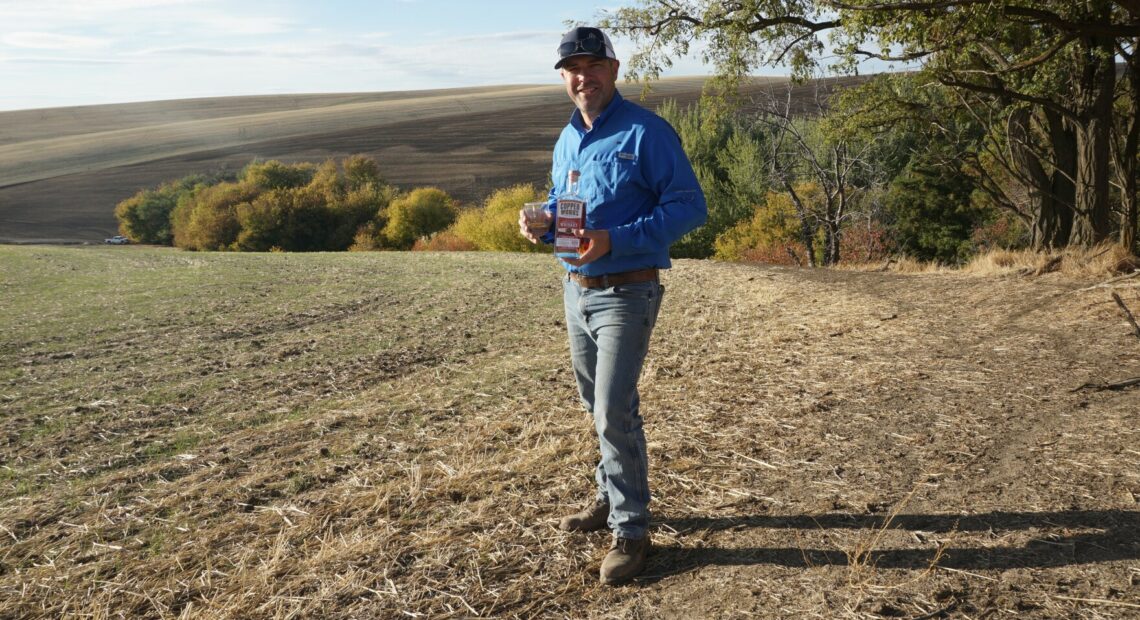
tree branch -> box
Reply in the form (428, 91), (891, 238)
(1113, 292), (1140, 338)
(1004, 6), (1140, 38)
(937, 76), (1079, 124)
(830, 1), (1140, 37)
(745, 15), (840, 34)
(851, 47), (933, 62)
(827, 0), (988, 10)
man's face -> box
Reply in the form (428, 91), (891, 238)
(559, 56), (620, 124)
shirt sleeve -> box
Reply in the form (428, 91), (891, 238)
(607, 119), (707, 257)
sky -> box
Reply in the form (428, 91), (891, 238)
(0, 0), (725, 111)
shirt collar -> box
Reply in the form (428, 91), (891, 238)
(570, 90), (624, 134)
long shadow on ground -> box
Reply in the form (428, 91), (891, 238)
(644, 510), (1140, 579)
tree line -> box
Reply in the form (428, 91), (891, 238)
(115, 157), (457, 252)
(114, 154), (561, 254)
(113, 100), (1027, 266)
(599, 0), (1140, 257)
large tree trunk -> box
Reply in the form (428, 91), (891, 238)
(822, 221), (840, 266)
(1045, 109), (1077, 247)
(1009, 108), (1074, 249)
(1068, 33), (1116, 246)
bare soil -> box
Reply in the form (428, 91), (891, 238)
(1, 247), (1137, 618)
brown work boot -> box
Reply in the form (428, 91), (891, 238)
(599, 535), (650, 585)
(559, 499), (609, 532)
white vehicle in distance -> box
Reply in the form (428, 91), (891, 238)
(104, 235), (130, 245)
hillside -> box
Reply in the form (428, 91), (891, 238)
(0, 75), (872, 245)
(0, 80), (691, 244)
(1, 246), (1137, 618)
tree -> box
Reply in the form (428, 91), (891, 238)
(382, 188), (459, 250)
(745, 84), (890, 265)
(114, 175), (204, 245)
(241, 159), (315, 190)
(171, 181), (258, 251)
(657, 98), (765, 257)
(599, 0), (1140, 251)
(886, 153), (989, 263)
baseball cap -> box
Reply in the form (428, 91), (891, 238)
(555, 27), (617, 69)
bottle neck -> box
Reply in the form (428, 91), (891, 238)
(566, 170), (581, 195)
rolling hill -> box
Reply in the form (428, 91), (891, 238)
(0, 78), (722, 244)
(0, 75), (875, 245)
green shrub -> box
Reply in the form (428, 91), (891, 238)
(350, 221), (387, 252)
(886, 158), (988, 264)
(232, 187), (329, 252)
(382, 188), (458, 250)
(233, 190), (290, 252)
(453, 184), (548, 253)
(329, 185), (396, 250)
(658, 99), (761, 259)
(159, 155), (393, 252)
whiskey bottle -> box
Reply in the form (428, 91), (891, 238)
(555, 170), (588, 259)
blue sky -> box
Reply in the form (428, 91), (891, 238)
(0, 0), (720, 111)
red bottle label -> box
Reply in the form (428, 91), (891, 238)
(555, 198), (586, 257)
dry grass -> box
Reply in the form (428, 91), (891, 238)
(961, 244), (1140, 279)
(842, 244), (1140, 281)
(2, 246), (1138, 619)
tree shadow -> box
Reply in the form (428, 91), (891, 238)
(642, 510), (1140, 581)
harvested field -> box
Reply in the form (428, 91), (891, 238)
(0, 76), (867, 245)
(1, 246), (1137, 618)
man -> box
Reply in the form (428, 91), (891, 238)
(519, 26), (706, 585)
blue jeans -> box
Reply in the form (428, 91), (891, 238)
(563, 276), (665, 540)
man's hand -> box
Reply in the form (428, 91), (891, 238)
(563, 229), (611, 266)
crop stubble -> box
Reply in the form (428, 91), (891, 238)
(1, 247), (1137, 618)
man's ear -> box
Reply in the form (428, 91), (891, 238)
(610, 59), (621, 78)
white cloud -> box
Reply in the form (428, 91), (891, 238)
(185, 14), (295, 36)
(3, 56), (128, 65)
(136, 46), (273, 58)
(1, 0), (208, 15)
(2, 32), (112, 50)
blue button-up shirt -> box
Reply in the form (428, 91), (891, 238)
(544, 91), (706, 276)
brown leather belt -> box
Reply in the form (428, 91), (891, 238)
(567, 268), (659, 289)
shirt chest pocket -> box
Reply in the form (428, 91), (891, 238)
(584, 157), (638, 201)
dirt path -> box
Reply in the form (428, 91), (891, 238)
(625, 263), (1140, 618)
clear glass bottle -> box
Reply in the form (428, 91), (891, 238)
(555, 170), (588, 259)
